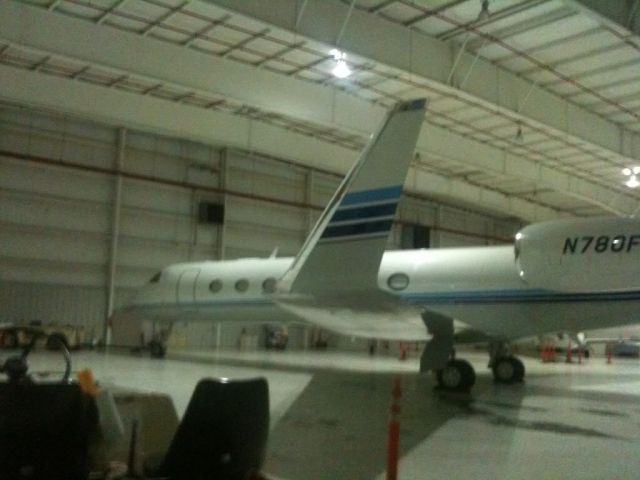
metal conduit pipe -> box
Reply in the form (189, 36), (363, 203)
(105, 127), (126, 345)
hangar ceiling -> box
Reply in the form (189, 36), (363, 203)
(1, 0), (639, 222)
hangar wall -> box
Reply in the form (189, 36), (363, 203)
(0, 103), (521, 349)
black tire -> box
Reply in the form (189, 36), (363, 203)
(493, 356), (525, 384)
(512, 356), (525, 382)
(437, 359), (476, 392)
(149, 340), (167, 359)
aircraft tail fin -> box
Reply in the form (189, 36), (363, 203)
(279, 99), (428, 294)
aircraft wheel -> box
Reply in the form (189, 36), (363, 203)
(149, 340), (167, 359)
(437, 359), (476, 391)
(492, 356), (524, 384)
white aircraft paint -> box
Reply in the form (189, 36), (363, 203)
(125, 227), (640, 342)
(118, 98), (640, 348)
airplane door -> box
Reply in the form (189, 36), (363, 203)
(176, 268), (200, 304)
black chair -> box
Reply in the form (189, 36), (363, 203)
(0, 382), (97, 480)
(146, 377), (269, 480)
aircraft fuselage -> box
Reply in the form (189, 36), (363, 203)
(127, 243), (640, 341)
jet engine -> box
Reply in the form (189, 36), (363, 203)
(515, 216), (640, 291)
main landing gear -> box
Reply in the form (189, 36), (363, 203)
(420, 314), (525, 391)
(149, 339), (167, 359)
(436, 357), (476, 392)
(488, 340), (525, 384)
(432, 345), (525, 392)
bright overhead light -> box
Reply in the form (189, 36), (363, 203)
(332, 60), (352, 79)
(626, 175), (640, 188)
(329, 48), (352, 79)
(622, 166), (640, 188)
(514, 124), (523, 142)
(477, 0), (490, 21)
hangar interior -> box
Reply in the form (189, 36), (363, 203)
(1, 0), (640, 479)
(1, 104), (521, 350)
(2, 0), (640, 348)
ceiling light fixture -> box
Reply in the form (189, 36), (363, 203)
(329, 48), (352, 79)
(622, 166), (640, 188)
(515, 124), (523, 142)
(626, 176), (640, 188)
(477, 0), (490, 21)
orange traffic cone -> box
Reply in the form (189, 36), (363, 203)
(565, 340), (573, 363)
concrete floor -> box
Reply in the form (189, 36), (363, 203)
(16, 348), (640, 480)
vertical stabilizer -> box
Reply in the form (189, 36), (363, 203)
(279, 99), (428, 294)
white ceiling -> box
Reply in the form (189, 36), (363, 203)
(1, 0), (639, 221)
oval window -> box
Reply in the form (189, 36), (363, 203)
(209, 279), (223, 293)
(235, 279), (249, 293)
(262, 277), (277, 293)
(387, 273), (410, 291)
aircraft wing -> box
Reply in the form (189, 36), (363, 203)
(276, 290), (428, 340)
(276, 291), (480, 342)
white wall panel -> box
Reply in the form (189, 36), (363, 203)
(230, 197), (305, 234)
(439, 233), (485, 248)
(118, 208), (194, 244)
(0, 280), (105, 335)
(1, 257), (107, 287)
(1, 189), (110, 234)
(120, 180), (190, 215)
(0, 225), (107, 264)
(116, 243), (191, 271)
(0, 158), (113, 203)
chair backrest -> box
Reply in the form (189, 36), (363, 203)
(0, 382), (96, 480)
(160, 377), (269, 480)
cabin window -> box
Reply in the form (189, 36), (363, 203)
(235, 279), (249, 293)
(149, 272), (161, 283)
(387, 273), (410, 291)
(209, 279), (223, 293)
(262, 278), (277, 293)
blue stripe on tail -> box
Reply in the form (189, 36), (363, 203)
(330, 203), (398, 223)
(340, 185), (402, 207)
(321, 220), (394, 239)
(319, 186), (403, 241)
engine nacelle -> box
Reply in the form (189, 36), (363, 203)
(515, 217), (640, 292)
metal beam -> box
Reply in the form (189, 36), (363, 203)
(201, 0), (640, 160)
(105, 127), (126, 345)
(566, 0), (640, 36)
(2, 1), (637, 217)
(0, 2), (378, 133)
(0, 64), (559, 221)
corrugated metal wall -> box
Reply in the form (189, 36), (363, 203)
(0, 281), (105, 336)
(0, 103), (521, 348)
